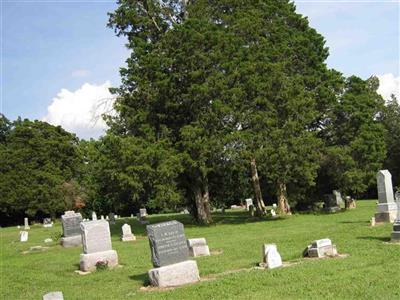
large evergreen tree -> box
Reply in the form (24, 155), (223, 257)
(0, 119), (82, 224)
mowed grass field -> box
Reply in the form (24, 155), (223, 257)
(1, 200), (399, 300)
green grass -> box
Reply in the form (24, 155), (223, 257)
(1, 200), (399, 299)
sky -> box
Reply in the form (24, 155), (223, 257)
(1, 0), (399, 139)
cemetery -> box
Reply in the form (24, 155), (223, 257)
(1, 1), (399, 299)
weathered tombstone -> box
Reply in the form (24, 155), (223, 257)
(108, 213), (115, 225)
(146, 220), (200, 287)
(375, 170), (397, 222)
(249, 204), (255, 216)
(304, 238), (337, 258)
(43, 218), (53, 228)
(106, 215), (109, 220)
(245, 198), (253, 211)
(43, 291), (64, 300)
(140, 208), (147, 217)
(121, 223), (136, 242)
(79, 220), (118, 272)
(390, 191), (400, 243)
(270, 209), (277, 217)
(323, 193), (340, 213)
(60, 211), (82, 248)
(333, 190), (344, 207)
(370, 217), (376, 227)
(92, 211), (97, 221)
(272, 203), (277, 209)
(100, 215), (104, 220)
(187, 238), (210, 257)
(24, 217), (30, 230)
(20, 231), (28, 242)
(130, 214), (134, 218)
(345, 196), (357, 209)
(137, 211), (149, 224)
(262, 244), (283, 269)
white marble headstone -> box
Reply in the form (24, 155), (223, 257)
(92, 211), (97, 221)
(20, 231), (28, 242)
(377, 170), (394, 204)
(312, 238), (332, 248)
(263, 244), (283, 269)
(24, 217), (30, 230)
(271, 209), (276, 217)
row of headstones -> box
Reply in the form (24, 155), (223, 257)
(373, 170), (400, 243)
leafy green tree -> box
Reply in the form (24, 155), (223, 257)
(380, 95), (400, 188)
(80, 135), (182, 216)
(318, 76), (387, 197)
(0, 119), (82, 223)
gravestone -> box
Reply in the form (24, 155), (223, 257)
(262, 244), (283, 269)
(272, 203), (277, 209)
(249, 205), (255, 216)
(391, 191), (400, 243)
(345, 196), (357, 209)
(79, 220), (118, 272)
(100, 215), (104, 220)
(146, 220), (200, 287)
(245, 198), (253, 211)
(108, 213), (115, 225)
(333, 190), (344, 207)
(121, 223), (136, 242)
(61, 211), (82, 248)
(24, 217), (30, 230)
(43, 218), (53, 228)
(43, 291), (64, 300)
(323, 193), (340, 213)
(304, 238), (337, 258)
(137, 210), (149, 224)
(187, 238), (210, 257)
(375, 170), (397, 222)
(92, 211), (97, 221)
(270, 209), (277, 217)
(130, 214), (134, 218)
(20, 231), (28, 242)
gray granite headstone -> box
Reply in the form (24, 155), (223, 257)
(80, 220), (112, 254)
(146, 220), (189, 267)
(61, 211), (82, 237)
(109, 213), (115, 224)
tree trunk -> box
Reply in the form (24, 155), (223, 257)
(194, 176), (212, 224)
(277, 181), (291, 215)
(250, 157), (266, 216)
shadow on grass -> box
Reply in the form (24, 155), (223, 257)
(340, 221), (370, 224)
(108, 211), (286, 238)
(357, 236), (391, 242)
(129, 273), (150, 286)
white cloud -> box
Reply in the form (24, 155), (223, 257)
(43, 82), (116, 139)
(377, 73), (400, 102)
(71, 69), (90, 78)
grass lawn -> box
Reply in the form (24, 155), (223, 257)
(1, 200), (399, 300)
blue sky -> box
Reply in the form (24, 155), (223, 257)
(1, 0), (399, 139)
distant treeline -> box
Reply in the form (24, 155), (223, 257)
(1, 1), (399, 226)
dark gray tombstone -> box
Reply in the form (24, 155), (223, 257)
(146, 220), (189, 267)
(61, 211), (82, 237)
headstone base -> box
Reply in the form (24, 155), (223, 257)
(122, 234), (136, 242)
(79, 250), (118, 272)
(323, 207), (341, 213)
(374, 211), (397, 223)
(43, 291), (64, 300)
(148, 260), (200, 287)
(189, 245), (210, 257)
(391, 231), (400, 242)
(60, 235), (82, 248)
(308, 245), (337, 258)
